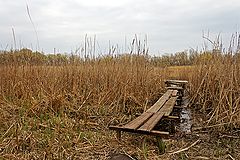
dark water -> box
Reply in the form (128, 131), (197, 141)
(178, 97), (192, 134)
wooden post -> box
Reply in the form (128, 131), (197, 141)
(156, 136), (165, 154)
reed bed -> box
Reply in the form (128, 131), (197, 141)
(0, 54), (177, 159)
(190, 53), (240, 130)
(0, 39), (240, 158)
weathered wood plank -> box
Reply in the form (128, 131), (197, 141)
(165, 80), (188, 90)
(109, 79), (187, 142)
(165, 80), (188, 84)
(138, 112), (164, 132)
(172, 90), (178, 97)
(123, 112), (153, 130)
(173, 105), (183, 109)
(163, 115), (180, 120)
(109, 125), (169, 137)
(159, 97), (178, 116)
(166, 86), (183, 90)
(146, 90), (173, 113)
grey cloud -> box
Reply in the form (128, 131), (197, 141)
(0, 0), (240, 54)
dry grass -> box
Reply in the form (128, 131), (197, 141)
(0, 56), (175, 159)
(0, 48), (240, 159)
(189, 54), (240, 130)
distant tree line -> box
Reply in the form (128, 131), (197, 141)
(0, 48), (239, 66)
(0, 48), (79, 65)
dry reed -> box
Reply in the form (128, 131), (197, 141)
(0, 35), (240, 159)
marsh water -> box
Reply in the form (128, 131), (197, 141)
(178, 97), (192, 134)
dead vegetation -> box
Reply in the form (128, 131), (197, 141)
(0, 36), (240, 159)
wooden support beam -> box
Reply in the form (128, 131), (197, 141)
(166, 86), (183, 90)
(165, 80), (188, 85)
(163, 115), (180, 120)
(173, 106), (183, 109)
(109, 125), (169, 138)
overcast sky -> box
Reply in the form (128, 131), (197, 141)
(0, 0), (240, 55)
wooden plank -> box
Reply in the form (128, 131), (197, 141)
(123, 112), (153, 130)
(172, 90), (178, 97)
(165, 80), (188, 89)
(173, 106), (183, 109)
(159, 97), (178, 116)
(165, 80), (188, 84)
(138, 112), (164, 132)
(166, 86), (183, 90)
(146, 90), (173, 113)
(163, 115), (180, 120)
(150, 130), (169, 136)
(109, 125), (169, 137)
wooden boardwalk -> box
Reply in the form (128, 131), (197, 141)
(109, 80), (188, 153)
